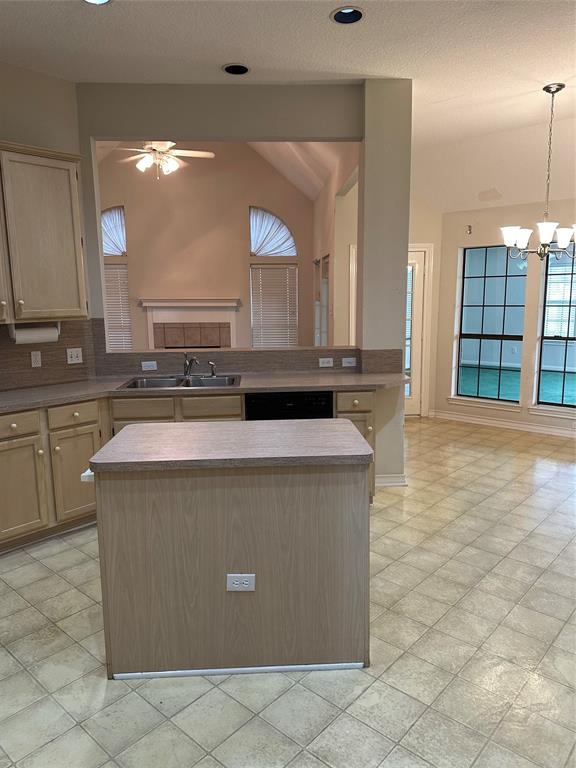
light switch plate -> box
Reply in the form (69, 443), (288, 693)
(319, 357), (334, 368)
(226, 573), (256, 592)
(67, 347), (83, 364)
(342, 357), (357, 368)
(141, 361), (158, 371)
(31, 351), (42, 368)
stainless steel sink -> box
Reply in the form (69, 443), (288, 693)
(124, 376), (186, 389)
(182, 375), (240, 388)
(122, 375), (240, 389)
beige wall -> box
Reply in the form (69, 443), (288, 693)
(98, 142), (314, 348)
(0, 61), (79, 153)
(333, 180), (358, 345)
(432, 198), (576, 434)
(312, 144), (359, 345)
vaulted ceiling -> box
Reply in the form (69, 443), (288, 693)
(0, 1), (574, 146)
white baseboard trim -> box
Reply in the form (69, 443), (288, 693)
(376, 473), (407, 488)
(114, 662), (364, 680)
(429, 410), (576, 439)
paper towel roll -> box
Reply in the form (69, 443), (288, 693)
(12, 326), (59, 344)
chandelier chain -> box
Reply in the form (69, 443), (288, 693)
(544, 91), (555, 219)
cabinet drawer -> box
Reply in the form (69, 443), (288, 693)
(181, 395), (242, 419)
(0, 410), (40, 440)
(112, 419), (173, 435)
(336, 391), (374, 413)
(48, 400), (99, 430)
(111, 398), (174, 420)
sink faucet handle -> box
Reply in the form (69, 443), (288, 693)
(208, 361), (217, 377)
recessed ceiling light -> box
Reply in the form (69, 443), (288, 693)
(331, 6), (363, 24)
(82, 0), (111, 4)
(223, 64), (250, 76)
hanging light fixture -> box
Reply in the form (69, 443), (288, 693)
(501, 83), (575, 262)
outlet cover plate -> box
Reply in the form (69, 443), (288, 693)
(226, 573), (256, 592)
(31, 351), (42, 368)
(141, 361), (158, 371)
(319, 357), (334, 368)
(342, 357), (357, 368)
(67, 347), (83, 364)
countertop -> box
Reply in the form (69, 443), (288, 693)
(0, 372), (406, 415)
(90, 418), (374, 471)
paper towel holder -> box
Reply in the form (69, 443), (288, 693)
(8, 322), (61, 344)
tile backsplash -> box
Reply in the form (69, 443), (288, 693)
(0, 317), (402, 391)
(0, 320), (95, 391)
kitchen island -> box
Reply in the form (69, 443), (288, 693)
(90, 418), (373, 678)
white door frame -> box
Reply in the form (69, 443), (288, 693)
(408, 243), (435, 417)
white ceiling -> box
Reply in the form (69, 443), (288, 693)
(0, 1), (574, 145)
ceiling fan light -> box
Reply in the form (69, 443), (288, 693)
(516, 228), (533, 250)
(501, 226), (521, 247)
(161, 156), (179, 175)
(537, 221), (559, 245)
(136, 155), (153, 172)
(555, 227), (574, 250)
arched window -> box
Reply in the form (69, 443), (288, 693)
(101, 206), (126, 256)
(249, 207), (296, 257)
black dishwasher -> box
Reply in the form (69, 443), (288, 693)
(245, 391), (333, 420)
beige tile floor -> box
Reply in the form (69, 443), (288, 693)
(0, 417), (574, 768)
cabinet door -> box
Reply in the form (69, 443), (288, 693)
(0, 184), (13, 324)
(50, 424), (100, 522)
(0, 435), (49, 541)
(1, 152), (87, 320)
(337, 412), (375, 495)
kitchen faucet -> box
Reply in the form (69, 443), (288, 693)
(208, 361), (217, 377)
(184, 353), (200, 377)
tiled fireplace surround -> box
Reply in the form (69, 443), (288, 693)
(0, 319), (402, 392)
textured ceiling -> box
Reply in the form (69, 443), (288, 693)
(1, 1), (574, 144)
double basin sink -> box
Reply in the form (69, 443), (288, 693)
(122, 375), (240, 389)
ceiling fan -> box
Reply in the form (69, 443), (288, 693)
(116, 141), (215, 177)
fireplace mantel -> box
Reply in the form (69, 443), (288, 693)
(140, 298), (242, 348)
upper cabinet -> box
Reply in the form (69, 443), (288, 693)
(0, 149), (88, 321)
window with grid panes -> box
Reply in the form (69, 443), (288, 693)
(538, 244), (576, 407)
(457, 246), (526, 402)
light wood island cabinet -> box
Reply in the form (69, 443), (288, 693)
(0, 144), (88, 323)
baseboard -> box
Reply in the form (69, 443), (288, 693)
(429, 410), (576, 439)
(376, 473), (407, 488)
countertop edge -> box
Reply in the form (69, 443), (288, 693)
(90, 453), (374, 472)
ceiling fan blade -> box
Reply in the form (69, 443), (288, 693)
(171, 150), (215, 158)
(114, 147), (150, 152)
(118, 154), (147, 163)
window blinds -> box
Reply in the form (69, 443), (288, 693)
(104, 264), (133, 350)
(250, 264), (298, 348)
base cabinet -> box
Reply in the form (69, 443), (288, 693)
(0, 435), (49, 541)
(50, 424), (100, 522)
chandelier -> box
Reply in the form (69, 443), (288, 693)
(501, 83), (574, 261)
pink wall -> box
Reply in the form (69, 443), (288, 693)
(98, 142), (314, 349)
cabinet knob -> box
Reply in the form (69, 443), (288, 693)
(54, 446), (61, 452)
(73, 411), (80, 418)
(10, 423), (17, 430)
(37, 449), (44, 456)
(367, 426), (373, 433)
(17, 300), (24, 306)
(352, 399), (359, 406)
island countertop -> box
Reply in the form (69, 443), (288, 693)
(90, 418), (374, 472)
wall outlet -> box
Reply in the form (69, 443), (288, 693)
(30, 351), (42, 368)
(141, 361), (158, 371)
(66, 347), (83, 365)
(226, 573), (256, 592)
(319, 357), (334, 368)
(342, 357), (357, 368)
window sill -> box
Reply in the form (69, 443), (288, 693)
(527, 405), (576, 421)
(446, 396), (521, 413)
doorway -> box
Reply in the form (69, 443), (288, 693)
(405, 249), (426, 416)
